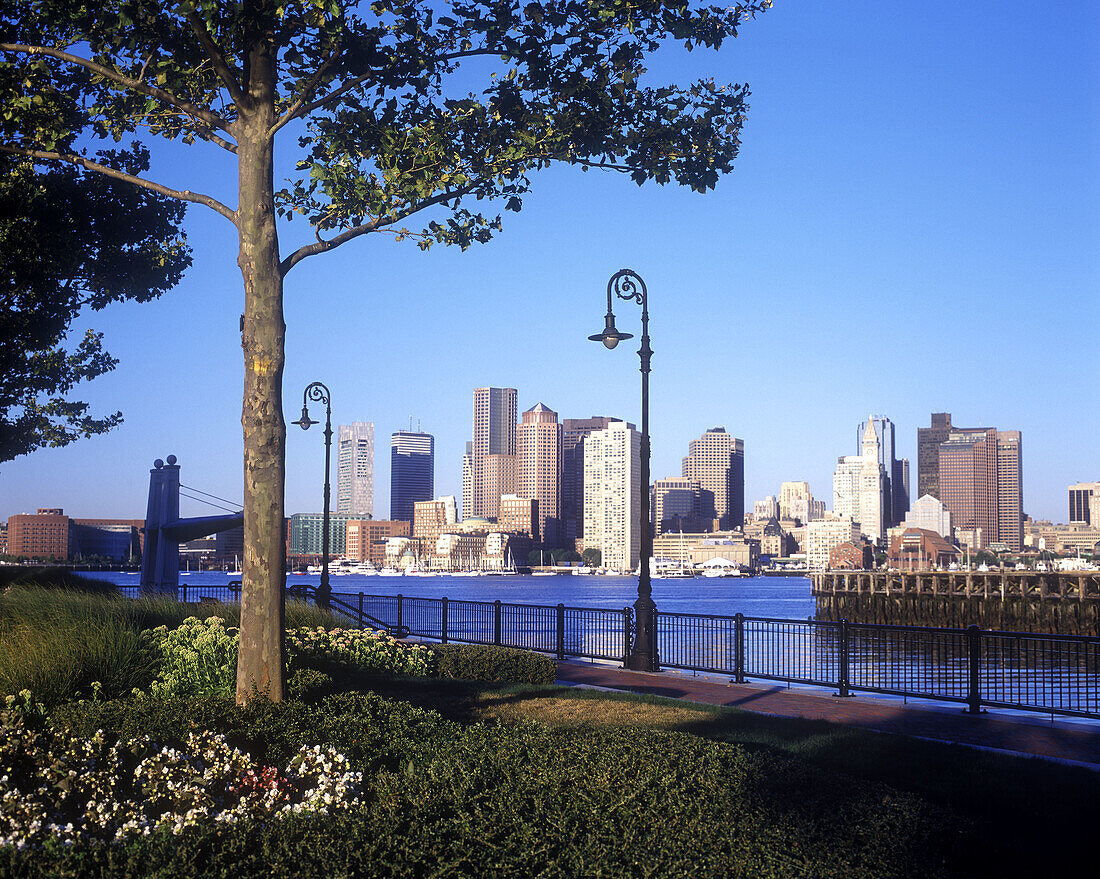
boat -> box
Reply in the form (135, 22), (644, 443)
(572, 566), (593, 576)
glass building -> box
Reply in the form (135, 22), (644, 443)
(390, 430), (435, 523)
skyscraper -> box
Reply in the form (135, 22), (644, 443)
(336, 422), (374, 517)
(995, 431), (1023, 552)
(515, 403), (562, 548)
(856, 415), (909, 526)
(465, 387), (517, 519)
(681, 427), (744, 531)
(390, 430), (434, 523)
(1069, 482), (1100, 525)
(857, 420), (886, 542)
(583, 421), (641, 572)
(562, 416), (625, 551)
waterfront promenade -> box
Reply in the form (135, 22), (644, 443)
(556, 659), (1100, 768)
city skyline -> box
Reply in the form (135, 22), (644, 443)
(1, 2), (1096, 524)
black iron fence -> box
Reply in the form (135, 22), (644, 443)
(120, 585), (1100, 719)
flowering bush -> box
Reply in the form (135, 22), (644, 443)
(141, 616), (238, 699)
(138, 619), (432, 700)
(286, 627), (434, 678)
(0, 707), (362, 851)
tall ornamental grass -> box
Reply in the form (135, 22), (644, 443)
(0, 587), (336, 703)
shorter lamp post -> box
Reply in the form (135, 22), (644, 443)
(588, 269), (657, 671)
(293, 381), (332, 609)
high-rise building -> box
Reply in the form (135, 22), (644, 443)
(934, 422), (1024, 552)
(917, 413), (954, 501)
(833, 456), (864, 522)
(390, 430), (434, 523)
(805, 518), (860, 571)
(413, 496), (458, 545)
(562, 416), (626, 550)
(903, 495), (952, 539)
(996, 431), (1023, 552)
(515, 403), (562, 548)
(681, 427), (744, 531)
(857, 420), (887, 542)
(465, 388), (517, 519)
(778, 482), (811, 521)
(653, 477), (701, 534)
(288, 513), (355, 555)
(336, 422), (374, 517)
(856, 415), (909, 527)
(753, 496), (779, 521)
(1069, 482), (1100, 525)
(583, 421), (641, 572)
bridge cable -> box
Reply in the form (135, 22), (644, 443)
(179, 483), (242, 508)
(178, 490), (242, 515)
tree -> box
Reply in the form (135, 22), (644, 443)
(0, 148), (190, 462)
(582, 547), (602, 568)
(2, 0), (768, 702)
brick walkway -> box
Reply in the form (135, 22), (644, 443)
(555, 659), (1100, 768)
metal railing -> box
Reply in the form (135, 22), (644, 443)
(118, 584), (1100, 719)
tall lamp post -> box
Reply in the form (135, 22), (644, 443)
(588, 269), (656, 671)
(293, 381), (332, 609)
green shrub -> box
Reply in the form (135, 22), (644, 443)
(141, 616), (239, 699)
(24, 692), (954, 878)
(286, 668), (336, 701)
(0, 566), (116, 593)
(287, 627), (434, 679)
(430, 643), (557, 684)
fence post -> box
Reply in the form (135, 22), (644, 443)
(556, 603), (566, 660)
(357, 592), (363, 629)
(838, 619), (850, 698)
(650, 606), (659, 670)
(397, 594), (403, 633)
(622, 607), (632, 668)
(494, 599), (502, 645)
(966, 625), (982, 714)
(734, 613), (745, 684)
(441, 596), (448, 644)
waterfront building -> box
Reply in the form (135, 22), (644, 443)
(583, 420), (641, 572)
(753, 496), (779, 521)
(390, 430), (434, 524)
(498, 494), (538, 541)
(888, 528), (959, 571)
(805, 518), (860, 571)
(288, 512), (354, 556)
(681, 427), (745, 531)
(653, 477), (702, 534)
(903, 494), (952, 539)
(465, 387), (517, 519)
(651, 530), (759, 570)
(829, 539), (873, 570)
(759, 518), (793, 558)
(515, 403), (562, 548)
(5, 509), (144, 561)
(336, 422), (374, 518)
(1069, 482), (1100, 526)
(412, 496), (458, 545)
(561, 416), (626, 551)
(346, 519), (410, 567)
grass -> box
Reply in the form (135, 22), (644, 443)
(0, 579), (336, 703)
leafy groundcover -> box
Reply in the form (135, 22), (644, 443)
(1, 691), (959, 879)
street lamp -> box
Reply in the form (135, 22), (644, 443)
(588, 269), (656, 671)
(293, 381), (332, 609)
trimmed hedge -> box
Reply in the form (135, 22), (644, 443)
(431, 643), (557, 684)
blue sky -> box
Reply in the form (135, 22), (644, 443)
(2, 1), (1097, 525)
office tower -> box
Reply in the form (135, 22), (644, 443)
(336, 422), (374, 517)
(753, 496), (779, 521)
(681, 427), (745, 531)
(562, 416), (626, 550)
(938, 428), (998, 548)
(995, 431), (1023, 552)
(778, 482), (811, 521)
(515, 403), (562, 548)
(1069, 482), (1100, 525)
(413, 496), (458, 544)
(466, 388), (517, 519)
(857, 420), (887, 542)
(856, 415), (909, 527)
(288, 513), (354, 555)
(833, 456), (863, 522)
(917, 412), (978, 501)
(461, 442), (473, 521)
(653, 477), (701, 534)
(903, 495), (952, 539)
(498, 494), (538, 539)
(583, 421), (641, 571)
(390, 430), (435, 523)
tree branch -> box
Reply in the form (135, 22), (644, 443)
(0, 144), (237, 223)
(270, 49), (344, 136)
(279, 185), (474, 275)
(182, 10), (247, 108)
(0, 43), (235, 138)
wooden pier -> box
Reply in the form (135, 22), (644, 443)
(811, 570), (1100, 636)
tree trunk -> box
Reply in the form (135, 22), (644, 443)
(235, 39), (286, 703)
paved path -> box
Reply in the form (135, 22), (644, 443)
(555, 659), (1100, 768)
